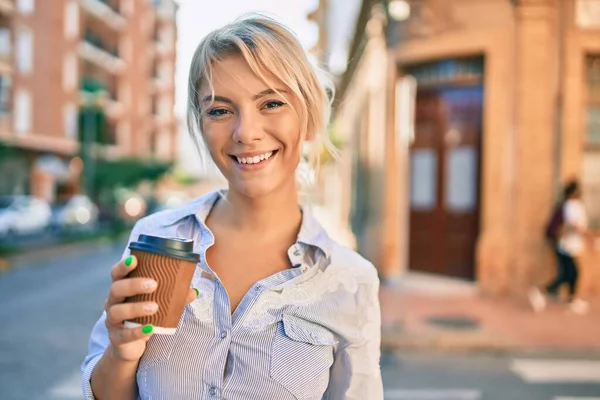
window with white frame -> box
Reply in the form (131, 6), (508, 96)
(14, 89), (31, 134)
(16, 29), (33, 74)
(63, 53), (78, 91)
(17, 0), (34, 14)
(63, 103), (77, 139)
(64, 1), (79, 39)
(584, 55), (600, 229)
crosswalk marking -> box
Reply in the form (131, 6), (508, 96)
(384, 389), (481, 400)
(511, 359), (600, 383)
(554, 398), (600, 400)
(47, 371), (81, 399)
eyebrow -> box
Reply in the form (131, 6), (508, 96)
(201, 88), (288, 103)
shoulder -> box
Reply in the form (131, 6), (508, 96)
(327, 241), (379, 288)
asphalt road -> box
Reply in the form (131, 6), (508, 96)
(1, 241), (599, 400)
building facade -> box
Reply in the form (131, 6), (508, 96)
(0, 0), (178, 202)
(322, 0), (600, 297)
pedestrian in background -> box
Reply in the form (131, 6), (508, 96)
(529, 179), (594, 314)
(81, 15), (383, 400)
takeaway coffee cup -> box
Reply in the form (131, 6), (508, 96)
(123, 234), (199, 334)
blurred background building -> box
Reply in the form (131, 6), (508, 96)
(311, 0), (600, 297)
(0, 0), (178, 203)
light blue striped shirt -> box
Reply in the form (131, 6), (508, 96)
(81, 190), (383, 399)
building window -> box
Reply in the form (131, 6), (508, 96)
(159, 96), (171, 118)
(17, 0), (34, 14)
(14, 89), (31, 134)
(157, 130), (171, 158)
(64, 103), (77, 139)
(584, 55), (600, 229)
(16, 29), (33, 74)
(0, 28), (11, 59)
(0, 75), (11, 117)
(63, 54), (78, 91)
(64, 1), (79, 39)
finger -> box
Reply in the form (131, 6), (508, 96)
(107, 278), (158, 306)
(111, 255), (137, 282)
(106, 302), (159, 326)
(186, 288), (199, 304)
(109, 324), (155, 346)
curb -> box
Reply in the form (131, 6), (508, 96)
(381, 331), (600, 356)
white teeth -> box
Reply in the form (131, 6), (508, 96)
(235, 151), (274, 165)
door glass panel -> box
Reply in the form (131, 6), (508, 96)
(445, 146), (477, 212)
(410, 149), (437, 210)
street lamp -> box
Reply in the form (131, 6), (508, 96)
(388, 0), (410, 21)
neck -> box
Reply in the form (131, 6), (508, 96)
(216, 180), (302, 234)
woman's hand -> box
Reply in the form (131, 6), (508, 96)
(103, 255), (198, 362)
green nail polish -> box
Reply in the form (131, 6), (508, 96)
(124, 256), (133, 267)
(193, 288), (199, 297)
(142, 325), (153, 334)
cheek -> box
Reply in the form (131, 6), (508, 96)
(269, 113), (302, 144)
(202, 121), (231, 149)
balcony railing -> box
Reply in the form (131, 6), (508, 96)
(79, 33), (124, 74)
(80, 0), (126, 31)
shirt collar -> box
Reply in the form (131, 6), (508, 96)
(157, 189), (332, 258)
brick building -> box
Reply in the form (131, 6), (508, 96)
(0, 0), (178, 201)
(313, 0), (600, 297)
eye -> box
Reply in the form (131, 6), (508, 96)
(206, 108), (231, 117)
(263, 100), (285, 110)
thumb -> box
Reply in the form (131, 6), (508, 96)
(186, 287), (199, 304)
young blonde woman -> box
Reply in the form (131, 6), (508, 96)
(81, 15), (383, 400)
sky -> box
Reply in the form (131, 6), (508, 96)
(172, 0), (319, 176)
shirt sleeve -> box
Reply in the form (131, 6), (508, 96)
(80, 222), (142, 400)
(324, 267), (384, 400)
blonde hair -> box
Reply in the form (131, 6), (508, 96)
(186, 14), (338, 184)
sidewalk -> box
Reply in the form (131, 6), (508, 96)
(380, 272), (600, 354)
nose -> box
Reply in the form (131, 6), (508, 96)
(232, 111), (264, 144)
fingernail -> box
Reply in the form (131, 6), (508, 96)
(193, 288), (199, 297)
(142, 325), (153, 334)
(142, 280), (157, 290)
(144, 302), (158, 313)
(124, 256), (134, 267)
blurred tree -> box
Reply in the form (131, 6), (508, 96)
(93, 158), (172, 191)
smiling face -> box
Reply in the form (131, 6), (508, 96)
(199, 55), (304, 198)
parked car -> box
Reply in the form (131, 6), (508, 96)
(51, 194), (99, 232)
(0, 195), (52, 237)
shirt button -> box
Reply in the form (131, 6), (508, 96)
(254, 286), (262, 292)
(209, 387), (216, 396)
(220, 331), (228, 339)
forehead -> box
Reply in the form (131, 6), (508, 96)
(200, 54), (286, 96)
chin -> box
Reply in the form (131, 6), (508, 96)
(229, 180), (280, 199)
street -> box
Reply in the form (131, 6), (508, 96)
(1, 243), (600, 400)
